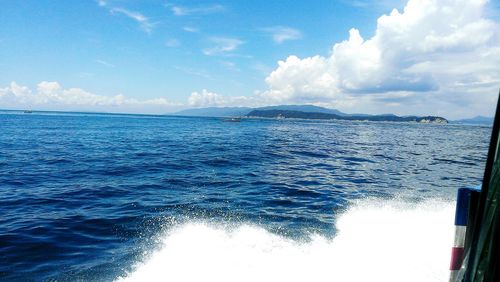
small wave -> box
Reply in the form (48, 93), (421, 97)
(341, 156), (376, 163)
(290, 150), (330, 159)
(117, 200), (454, 282)
(432, 157), (478, 166)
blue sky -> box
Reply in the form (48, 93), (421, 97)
(1, 0), (499, 118)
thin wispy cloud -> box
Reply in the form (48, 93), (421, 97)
(110, 7), (154, 34)
(340, 0), (406, 11)
(219, 61), (240, 72)
(165, 38), (181, 47)
(183, 26), (199, 33)
(96, 1), (154, 34)
(78, 72), (95, 78)
(95, 59), (115, 68)
(343, 0), (371, 8)
(203, 37), (244, 56)
(174, 66), (213, 79)
(262, 26), (302, 44)
(96, 0), (107, 7)
(252, 62), (273, 75)
(171, 4), (225, 16)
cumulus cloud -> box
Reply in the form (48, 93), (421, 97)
(188, 89), (263, 108)
(257, 0), (500, 118)
(0, 82), (178, 114)
(203, 37), (244, 56)
(263, 55), (337, 103)
(262, 26), (302, 44)
(188, 89), (225, 107)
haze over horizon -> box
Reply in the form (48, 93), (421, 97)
(1, 0), (500, 119)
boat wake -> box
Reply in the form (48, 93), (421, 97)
(117, 199), (455, 282)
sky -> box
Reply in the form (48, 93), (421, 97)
(0, 0), (499, 119)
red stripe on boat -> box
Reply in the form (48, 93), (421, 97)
(449, 247), (465, 270)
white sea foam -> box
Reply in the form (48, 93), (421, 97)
(117, 200), (455, 282)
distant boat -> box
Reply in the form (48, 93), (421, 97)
(23, 110), (32, 114)
(222, 117), (241, 122)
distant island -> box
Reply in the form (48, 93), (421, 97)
(174, 105), (449, 124)
(246, 109), (448, 123)
(451, 116), (493, 126)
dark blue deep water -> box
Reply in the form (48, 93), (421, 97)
(0, 111), (492, 281)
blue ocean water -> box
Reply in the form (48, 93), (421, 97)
(0, 111), (491, 281)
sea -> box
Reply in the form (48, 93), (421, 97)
(0, 111), (492, 281)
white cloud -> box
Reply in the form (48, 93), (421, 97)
(188, 89), (262, 108)
(171, 4), (225, 16)
(174, 66), (213, 79)
(255, 0), (500, 118)
(99, 5), (154, 34)
(341, 0), (405, 10)
(165, 38), (181, 47)
(345, 0), (371, 8)
(95, 59), (115, 68)
(203, 37), (244, 56)
(188, 89), (225, 107)
(183, 26), (199, 33)
(262, 26), (302, 44)
(0, 82), (32, 104)
(0, 81), (179, 114)
(220, 61), (240, 72)
(262, 55), (337, 103)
